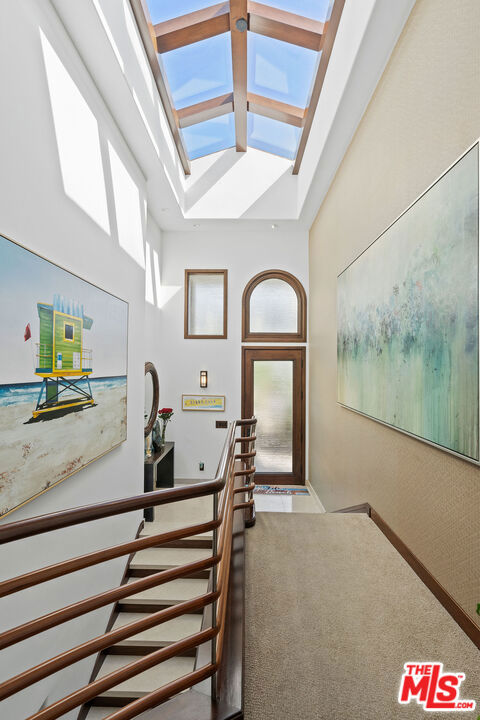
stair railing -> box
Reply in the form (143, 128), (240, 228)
(0, 417), (256, 720)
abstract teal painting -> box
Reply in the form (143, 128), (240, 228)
(337, 144), (479, 461)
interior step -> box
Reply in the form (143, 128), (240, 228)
(109, 612), (202, 655)
(85, 707), (118, 720)
(152, 495), (213, 526)
(91, 653), (195, 705)
(141, 520), (212, 548)
(129, 547), (212, 579)
(118, 577), (209, 613)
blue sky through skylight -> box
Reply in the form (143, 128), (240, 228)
(248, 33), (318, 108)
(181, 113), (235, 159)
(146, 1), (214, 25)
(147, 1), (333, 24)
(161, 34), (233, 109)
(265, 0), (333, 21)
(247, 113), (301, 160)
(145, 1), (326, 161)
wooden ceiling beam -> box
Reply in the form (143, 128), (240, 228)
(175, 92), (305, 130)
(248, 1), (324, 51)
(230, 0), (248, 152)
(177, 93), (234, 128)
(247, 93), (306, 128)
(129, 0), (191, 175)
(154, 3), (230, 53)
(293, 0), (346, 174)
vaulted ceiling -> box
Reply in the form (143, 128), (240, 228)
(130, 0), (345, 175)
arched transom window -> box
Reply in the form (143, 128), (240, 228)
(242, 270), (306, 342)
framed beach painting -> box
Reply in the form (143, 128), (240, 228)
(0, 234), (128, 517)
(337, 142), (479, 463)
(182, 395), (226, 411)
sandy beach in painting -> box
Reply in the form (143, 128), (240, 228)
(0, 383), (126, 516)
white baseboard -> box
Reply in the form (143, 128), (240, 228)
(306, 481), (326, 512)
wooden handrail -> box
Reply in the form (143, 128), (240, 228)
(234, 466), (256, 476)
(0, 518), (219, 598)
(235, 450), (256, 459)
(234, 481), (255, 494)
(235, 418), (257, 426)
(101, 664), (218, 720)
(215, 494), (234, 664)
(0, 591), (219, 701)
(0, 554), (220, 650)
(235, 434), (256, 443)
(0, 480), (224, 544)
(0, 417), (257, 720)
(234, 499), (255, 511)
(27, 627), (218, 720)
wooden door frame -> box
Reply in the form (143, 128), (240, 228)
(241, 346), (306, 485)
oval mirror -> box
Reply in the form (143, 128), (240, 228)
(144, 361), (159, 437)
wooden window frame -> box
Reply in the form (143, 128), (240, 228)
(184, 269), (228, 339)
(242, 269), (307, 342)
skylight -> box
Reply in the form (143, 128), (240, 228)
(248, 33), (319, 108)
(265, 0), (333, 22)
(134, 0), (345, 174)
(162, 34), (233, 109)
(182, 113), (235, 159)
(247, 113), (301, 160)
(146, 1), (215, 25)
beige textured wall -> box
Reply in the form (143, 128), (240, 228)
(309, 0), (480, 624)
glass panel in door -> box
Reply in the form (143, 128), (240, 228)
(253, 360), (293, 473)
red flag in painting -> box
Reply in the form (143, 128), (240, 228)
(24, 323), (31, 341)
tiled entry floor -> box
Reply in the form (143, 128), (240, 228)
(173, 480), (325, 514)
(253, 485), (324, 514)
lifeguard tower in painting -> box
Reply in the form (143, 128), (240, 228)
(33, 294), (94, 418)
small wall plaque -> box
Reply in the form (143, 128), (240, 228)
(182, 394), (225, 412)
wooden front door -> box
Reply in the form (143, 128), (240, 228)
(242, 347), (305, 485)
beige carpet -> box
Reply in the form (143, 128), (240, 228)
(244, 513), (479, 720)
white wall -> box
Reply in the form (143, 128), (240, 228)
(0, 1), (148, 716)
(160, 228), (309, 480)
(0, 2), (307, 716)
(145, 212), (164, 364)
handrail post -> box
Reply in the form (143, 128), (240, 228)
(211, 489), (218, 700)
(244, 419), (256, 527)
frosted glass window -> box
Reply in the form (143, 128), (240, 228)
(254, 361), (293, 472)
(186, 271), (226, 337)
(250, 279), (298, 333)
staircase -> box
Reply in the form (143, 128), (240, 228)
(0, 418), (256, 720)
(82, 496), (214, 718)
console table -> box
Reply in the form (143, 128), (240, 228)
(144, 442), (174, 521)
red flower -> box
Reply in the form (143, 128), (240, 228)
(159, 408), (173, 414)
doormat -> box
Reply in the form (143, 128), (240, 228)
(254, 486), (310, 495)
